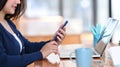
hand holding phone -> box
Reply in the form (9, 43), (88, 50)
(53, 20), (68, 41)
(47, 21), (68, 63)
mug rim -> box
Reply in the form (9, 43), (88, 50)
(75, 48), (92, 52)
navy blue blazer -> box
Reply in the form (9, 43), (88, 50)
(0, 19), (49, 67)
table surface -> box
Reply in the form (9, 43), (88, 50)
(33, 43), (118, 67)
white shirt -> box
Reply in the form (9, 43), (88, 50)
(12, 34), (22, 52)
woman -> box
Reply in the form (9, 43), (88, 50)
(0, 0), (66, 67)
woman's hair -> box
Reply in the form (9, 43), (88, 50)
(0, 0), (26, 20)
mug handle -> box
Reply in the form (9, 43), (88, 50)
(69, 52), (76, 63)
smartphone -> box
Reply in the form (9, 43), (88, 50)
(53, 20), (68, 41)
(61, 20), (68, 29)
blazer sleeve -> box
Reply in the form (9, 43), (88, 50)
(18, 31), (51, 53)
(0, 39), (43, 67)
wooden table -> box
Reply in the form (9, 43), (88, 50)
(30, 43), (118, 67)
(34, 58), (102, 67)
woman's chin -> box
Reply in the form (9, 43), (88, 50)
(10, 11), (15, 14)
(8, 10), (15, 15)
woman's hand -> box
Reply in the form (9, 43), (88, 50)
(40, 41), (59, 58)
(53, 25), (66, 44)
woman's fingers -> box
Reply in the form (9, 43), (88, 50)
(56, 28), (66, 44)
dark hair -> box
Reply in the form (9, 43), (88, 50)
(0, 0), (26, 20)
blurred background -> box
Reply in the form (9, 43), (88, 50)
(15, 0), (120, 46)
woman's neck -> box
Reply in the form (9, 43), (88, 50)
(0, 11), (6, 22)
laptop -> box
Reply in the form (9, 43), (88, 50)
(59, 18), (119, 58)
(92, 18), (119, 57)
